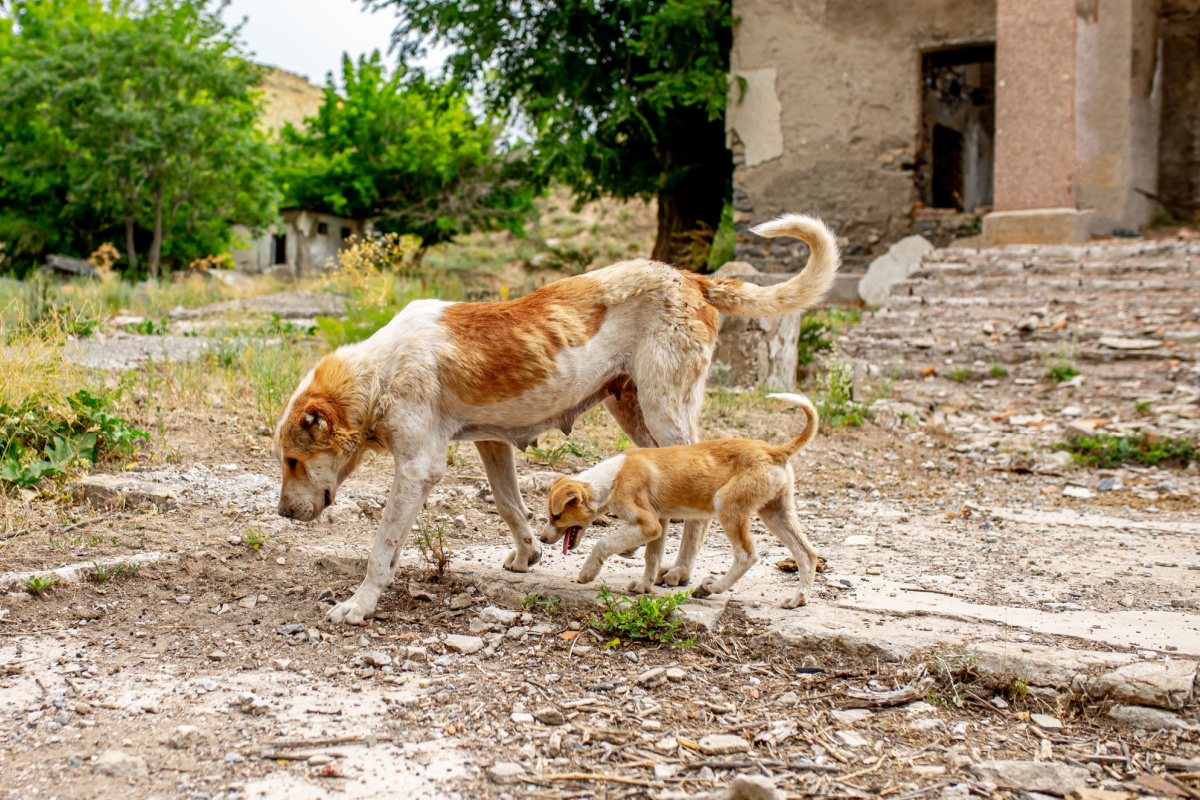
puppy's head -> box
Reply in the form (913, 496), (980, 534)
(539, 477), (596, 554)
(275, 355), (373, 522)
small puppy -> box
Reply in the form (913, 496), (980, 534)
(540, 393), (820, 608)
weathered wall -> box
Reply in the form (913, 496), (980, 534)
(728, 0), (996, 269)
(1159, 0), (1200, 220)
(231, 211), (362, 277)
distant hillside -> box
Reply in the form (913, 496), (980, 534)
(257, 66), (324, 133)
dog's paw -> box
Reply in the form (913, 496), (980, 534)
(326, 597), (372, 626)
(656, 565), (691, 587)
(503, 545), (542, 572)
(781, 592), (809, 609)
(626, 578), (654, 594)
(576, 560), (602, 584)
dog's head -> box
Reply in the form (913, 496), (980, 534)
(275, 355), (374, 521)
(539, 477), (597, 554)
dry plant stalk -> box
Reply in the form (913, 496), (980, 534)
(325, 232), (422, 308)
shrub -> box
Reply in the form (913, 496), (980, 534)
(1045, 360), (1079, 384)
(816, 359), (864, 428)
(1055, 433), (1195, 469)
(596, 586), (694, 647)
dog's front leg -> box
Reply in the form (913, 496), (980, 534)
(327, 447), (446, 625)
(476, 440), (543, 572)
(627, 519), (668, 594)
(579, 512), (659, 585)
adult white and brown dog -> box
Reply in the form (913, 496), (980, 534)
(274, 214), (839, 624)
(538, 393), (821, 608)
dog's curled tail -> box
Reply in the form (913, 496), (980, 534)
(700, 213), (840, 318)
(765, 392), (819, 462)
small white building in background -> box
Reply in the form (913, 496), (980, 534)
(231, 207), (364, 277)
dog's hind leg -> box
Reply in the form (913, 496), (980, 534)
(476, 440), (543, 572)
(759, 476), (819, 608)
(693, 509), (758, 598)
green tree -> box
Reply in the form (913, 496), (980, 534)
(0, 0), (276, 277)
(375, 0), (733, 269)
(279, 52), (535, 247)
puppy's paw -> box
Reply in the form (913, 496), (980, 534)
(577, 559), (602, 584)
(626, 578), (654, 594)
(692, 576), (723, 599)
(656, 565), (691, 587)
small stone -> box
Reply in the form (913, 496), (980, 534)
(175, 595), (192, 605)
(698, 734), (750, 755)
(166, 725), (205, 749)
(1062, 485), (1095, 499)
(404, 645), (428, 661)
(453, 515), (467, 530)
(1118, 595), (1135, 608)
(450, 592), (474, 610)
(480, 606), (519, 625)
(1107, 704), (1195, 731)
(970, 760), (1089, 796)
(1095, 477), (1123, 492)
(533, 707), (566, 726)
(1089, 659), (1197, 710)
(1031, 713), (1063, 730)
(830, 708), (872, 724)
(506, 626), (528, 640)
(272, 658), (292, 671)
(510, 712), (534, 724)
(224, 751), (246, 764)
(234, 691), (270, 715)
(836, 730), (870, 749)
(775, 691), (799, 706)
(208, 649), (227, 661)
(362, 651), (392, 667)
(654, 763), (679, 780)
(276, 557), (286, 565)
(547, 730), (563, 757)
(665, 667), (687, 682)
(488, 761), (527, 784)
(443, 634), (484, 654)
(909, 718), (942, 731)
(720, 775), (780, 800)
(93, 750), (148, 779)
(654, 736), (678, 753)
(636, 667), (667, 688)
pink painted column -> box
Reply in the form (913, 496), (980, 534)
(993, 0), (1078, 211)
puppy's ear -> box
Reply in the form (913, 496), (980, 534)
(549, 485), (581, 517)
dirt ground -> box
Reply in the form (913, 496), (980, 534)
(3, 238), (1200, 800)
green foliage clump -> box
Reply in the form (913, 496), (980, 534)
(279, 53), (535, 247)
(816, 360), (864, 429)
(24, 573), (59, 595)
(522, 593), (562, 610)
(597, 586), (694, 646)
(1054, 433), (1196, 469)
(798, 308), (860, 367)
(989, 362), (1008, 378)
(947, 366), (972, 382)
(380, 0), (734, 267)
(0, 389), (146, 488)
(1045, 360), (1079, 384)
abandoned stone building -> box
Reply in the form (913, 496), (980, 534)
(726, 0), (1200, 270)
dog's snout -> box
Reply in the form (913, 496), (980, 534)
(278, 505), (294, 519)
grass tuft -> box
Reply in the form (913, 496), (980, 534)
(1054, 432), (1195, 469)
(596, 586), (694, 647)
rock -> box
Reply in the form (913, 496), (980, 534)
(488, 761), (527, 784)
(533, 707), (566, 726)
(224, 751), (245, 763)
(830, 708), (872, 725)
(453, 515), (467, 530)
(362, 651), (392, 667)
(655, 763), (679, 780)
(237, 595), (257, 609)
(940, 785), (970, 800)
(6, 592), (31, 602)
(234, 691), (270, 715)
(1095, 477), (1123, 492)
(506, 626), (528, 640)
(450, 592), (474, 610)
(719, 775), (779, 800)
(1107, 704), (1196, 731)
(480, 606), (519, 625)
(858, 235), (934, 306)
(666, 667), (687, 682)
(1118, 595), (1135, 608)
(1031, 713), (1063, 730)
(1088, 660), (1196, 710)
(1098, 337), (1162, 350)
(836, 730), (870, 749)
(510, 711), (534, 724)
(775, 691), (799, 706)
(209, 650), (227, 661)
(908, 718), (942, 731)
(167, 724), (205, 749)
(93, 750), (148, 779)
(699, 734), (750, 755)
(636, 667), (668, 688)
(970, 760), (1089, 796)
(272, 658), (292, 671)
(404, 646), (428, 662)
(443, 634), (485, 655)
(1062, 485), (1095, 499)
(654, 736), (678, 753)
(72, 474), (178, 510)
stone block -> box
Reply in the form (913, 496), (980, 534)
(1087, 660), (1196, 710)
(980, 209), (1092, 247)
(858, 235), (933, 306)
(73, 474), (178, 510)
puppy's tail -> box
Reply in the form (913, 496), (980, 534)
(699, 214), (840, 318)
(765, 393), (819, 463)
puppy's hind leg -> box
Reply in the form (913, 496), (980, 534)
(693, 511), (758, 598)
(759, 488), (819, 608)
(627, 519), (668, 595)
(476, 440), (543, 572)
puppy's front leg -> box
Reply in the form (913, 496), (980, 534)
(627, 519), (668, 594)
(578, 512), (659, 585)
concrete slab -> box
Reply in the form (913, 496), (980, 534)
(981, 208), (1092, 247)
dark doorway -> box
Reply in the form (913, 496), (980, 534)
(273, 234), (287, 265)
(919, 45), (996, 212)
(1159, 3), (1200, 221)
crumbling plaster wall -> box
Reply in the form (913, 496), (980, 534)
(728, 0), (996, 270)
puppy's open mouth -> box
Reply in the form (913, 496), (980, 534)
(562, 526), (582, 554)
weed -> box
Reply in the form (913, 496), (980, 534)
(989, 362), (1009, 378)
(91, 561), (135, 582)
(446, 442), (466, 467)
(24, 573), (59, 595)
(1045, 359), (1079, 384)
(1006, 676), (1029, 700)
(522, 593), (562, 610)
(242, 526), (279, 550)
(1134, 400), (1153, 416)
(815, 360), (864, 428)
(126, 317), (169, 335)
(596, 586), (694, 647)
(947, 366), (973, 382)
(1054, 432), (1195, 468)
(239, 343), (309, 429)
(522, 438), (595, 468)
(797, 308), (859, 367)
(414, 517), (452, 579)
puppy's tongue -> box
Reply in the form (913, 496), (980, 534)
(562, 527), (578, 555)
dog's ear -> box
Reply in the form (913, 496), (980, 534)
(549, 485), (582, 517)
(301, 404), (331, 441)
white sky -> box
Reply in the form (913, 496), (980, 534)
(221, 0), (444, 86)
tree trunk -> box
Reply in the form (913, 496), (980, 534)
(124, 216), (138, 274)
(148, 190), (164, 280)
(651, 186), (725, 271)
